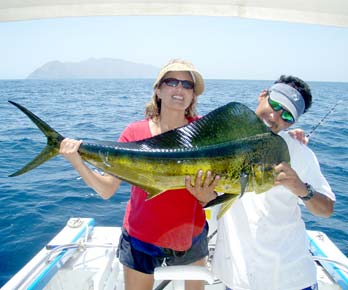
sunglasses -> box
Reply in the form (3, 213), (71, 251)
(161, 78), (194, 90)
(268, 97), (295, 123)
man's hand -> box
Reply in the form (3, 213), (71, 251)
(274, 162), (334, 217)
(274, 162), (307, 198)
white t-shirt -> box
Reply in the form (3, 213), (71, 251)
(212, 131), (335, 290)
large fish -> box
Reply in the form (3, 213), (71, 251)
(9, 101), (290, 217)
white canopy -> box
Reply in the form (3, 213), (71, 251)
(1, 0), (348, 27)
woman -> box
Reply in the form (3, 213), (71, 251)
(59, 59), (219, 290)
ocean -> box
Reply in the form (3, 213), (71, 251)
(0, 79), (347, 287)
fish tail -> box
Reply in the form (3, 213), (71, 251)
(217, 196), (238, 219)
(8, 101), (64, 177)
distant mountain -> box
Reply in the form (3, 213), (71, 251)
(27, 58), (159, 79)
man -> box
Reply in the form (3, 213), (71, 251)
(189, 75), (335, 290)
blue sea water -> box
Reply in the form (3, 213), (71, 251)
(0, 79), (347, 287)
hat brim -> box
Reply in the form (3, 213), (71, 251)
(153, 63), (204, 96)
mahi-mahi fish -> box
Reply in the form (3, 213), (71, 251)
(8, 101), (290, 217)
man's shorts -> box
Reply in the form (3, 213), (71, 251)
(302, 284), (318, 290)
(117, 223), (209, 274)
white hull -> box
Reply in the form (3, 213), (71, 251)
(2, 215), (347, 290)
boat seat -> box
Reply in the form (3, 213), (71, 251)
(154, 265), (216, 289)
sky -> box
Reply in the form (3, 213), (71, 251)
(0, 16), (347, 82)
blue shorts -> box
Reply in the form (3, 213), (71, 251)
(302, 284), (318, 290)
(117, 223), (209, 274)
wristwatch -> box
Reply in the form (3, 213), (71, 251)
(299, 183), (315, 201)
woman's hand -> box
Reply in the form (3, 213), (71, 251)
(185, 170), (220, 206)
(59, 138), (120, 198)
(59, 138), (84, 166)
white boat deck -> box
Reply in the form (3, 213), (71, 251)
(1, 217), (347, 290)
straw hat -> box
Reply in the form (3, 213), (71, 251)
(153, 60), (205, 96)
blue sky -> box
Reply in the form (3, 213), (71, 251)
(1, 16), (347, 81)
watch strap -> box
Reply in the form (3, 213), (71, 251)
(300, 183), (315, 201)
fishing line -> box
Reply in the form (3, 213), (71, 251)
(306, 100), (341, 138)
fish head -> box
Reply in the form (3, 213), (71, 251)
(249, 163), (276, 193)
(246, 131), (290, 194)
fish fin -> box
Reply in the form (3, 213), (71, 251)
(132, 102), (271, 150)
(217, 196), (239, 219)
(144, 187), (169, 200)
(204, 193), (237, 208)
(8, 101), (64, 177)
(9, 145), (59, 177)
(146, 191), (163, 200)
(215, 172), (249, 218)
(238, 171), (249, 199)
(145, 186), (186, 200)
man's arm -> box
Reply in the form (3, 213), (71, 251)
(300, 190), (334, 217)
(274, 162), (334, 217)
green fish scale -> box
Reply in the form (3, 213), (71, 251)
(80, 133), (284, 196)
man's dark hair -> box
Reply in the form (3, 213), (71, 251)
(274, 75), (312, 113)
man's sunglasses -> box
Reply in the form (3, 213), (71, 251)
(161, 78), (194, 90)
(268, 97), (295, 123)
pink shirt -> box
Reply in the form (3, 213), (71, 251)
(118, 117), (206, 251)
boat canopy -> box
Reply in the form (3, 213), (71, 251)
(1, 0), (348, 27)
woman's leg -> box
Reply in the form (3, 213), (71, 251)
(185, 257), (207, 290)
(124, 265), (154, 290)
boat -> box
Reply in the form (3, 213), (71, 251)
(1, 210), (348, 290)
(1, 1), (347, 290)
(0, 0), (347, 27)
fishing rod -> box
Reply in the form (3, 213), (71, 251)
(306, 100), (341, 138)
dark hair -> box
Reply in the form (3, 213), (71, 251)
(274, 75), (312, 113)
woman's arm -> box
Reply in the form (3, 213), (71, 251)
(59, 138), (121, 199)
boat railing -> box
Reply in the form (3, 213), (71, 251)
(312, 256), (348, 273)
(46, 241), (116, 263)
